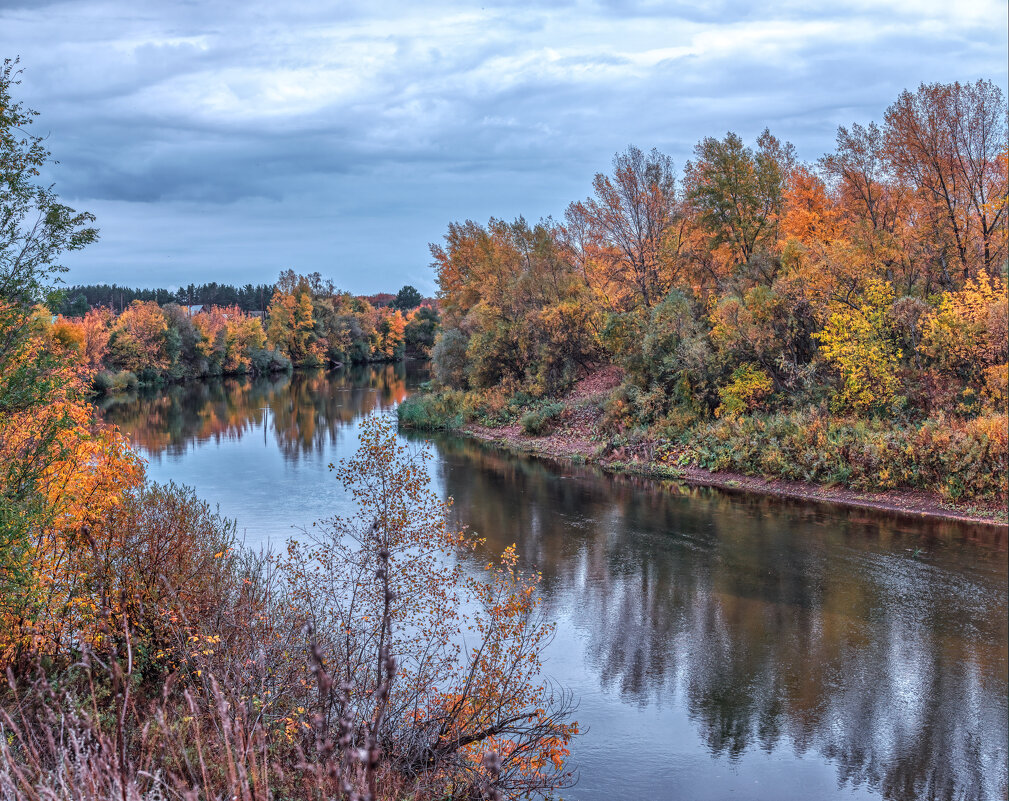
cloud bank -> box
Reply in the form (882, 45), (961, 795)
(2, 0), (1005, 292)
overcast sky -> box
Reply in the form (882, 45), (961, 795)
(2, 0), (1005, 294)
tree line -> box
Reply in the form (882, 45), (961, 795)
(57, 281), (276, 315)
(57, 278), (432, 316)
(47, 272), (440, 390)
(411, 79), (1007, 502)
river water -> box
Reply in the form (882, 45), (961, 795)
(99, 364), (1008, 801)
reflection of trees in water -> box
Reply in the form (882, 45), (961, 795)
(429, 436), (1008, 801)
(100, 364), (408, 461)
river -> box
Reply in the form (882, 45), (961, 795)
(98, 364), (1008, 801)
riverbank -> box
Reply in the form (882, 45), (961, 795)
(463, 424), (1008, 526)
(401, 368), (1009, 528)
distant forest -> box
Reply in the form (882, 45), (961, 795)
(56, 282), (276, 314)
(55, 280), (430, 315)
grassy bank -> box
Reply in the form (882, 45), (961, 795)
(398, 379), (1008, 524)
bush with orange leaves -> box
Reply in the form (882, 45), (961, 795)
(0, 410), (576, 801)
(0, 300), (238, 667)
(281, 414), (578, 798)
(0, 299), (259, 671)
(0, 298), (140, 661)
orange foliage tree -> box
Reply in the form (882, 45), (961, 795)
(107, 300), (171, 372)
(562, 145), (681, 309)
(0, 301), (147, 662)
(193, 304), (268, 373)
(428, 78), (1007, 436)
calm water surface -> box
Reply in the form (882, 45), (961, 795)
(100, 365), (1009, 801)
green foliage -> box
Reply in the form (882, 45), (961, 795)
(1, 59), (98, 304)
(93, 369), (138, 394)
(685, 129), (792, 270)
(396, 391), (463, 430)
(684, 409), (1007, 500)
(520, 402), (565, 435)
(432, 328), (470, 389)
(607, 291), (719, 423)
(56, 281), (275, 313)
(393, 284), (423, 310)
(249, 346), (292, 374)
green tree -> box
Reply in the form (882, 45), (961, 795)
(432, 328), (469, 389)
(393, 284), (423, 310)
(685, 130), (793, 280)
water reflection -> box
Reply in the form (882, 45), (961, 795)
(422, 435), (1008, 801)
(101, 368), (1008, 801)
(100, 364), (411, 460)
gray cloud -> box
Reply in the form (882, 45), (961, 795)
(1, 0), (1005, 293)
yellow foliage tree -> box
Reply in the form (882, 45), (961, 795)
(814, 279), (902, 414)
(920, 269), (1008, 410)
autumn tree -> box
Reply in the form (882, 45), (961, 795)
(884, 80), (1008, 281)
(815, 121), (930, 295)
(684, 129), (794, 283)
(107, 300), (171, 373)
(267, 276), (319, 365)
(405, 305), (439, 358)
(919, 269), (1008, 410)
(431, 218), (600, 393)
(189, 305), (267, 374)
(375, 308), (407, 360)
(0, 58), (99, 607)
(431, 219), (502, 328)
(77, 307), (113, 368)
(265, 272), (419, 366)
(49, 314), (85, 354)
(562, 145), (680, 308)
(814, 278), (902, 414)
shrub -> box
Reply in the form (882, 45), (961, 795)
(397, 391), (463, 429)
(520, 402), (565, 435)
(136, 366), (161, 386)
(92, 369), (114, 392)
(684, 409), (1008, 501)
(93, 369), (138, 394)
(250, 345), (292, 373)
(432, 327), (470, 389)
(1, 417), (578, 801)
(716, 364), (774, 418)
